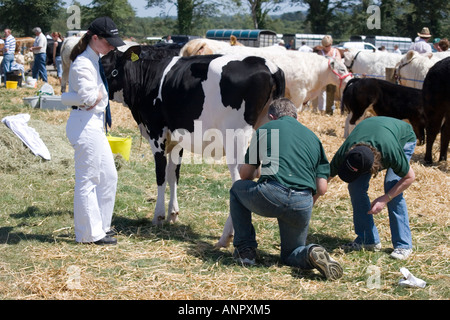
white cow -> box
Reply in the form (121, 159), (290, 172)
(60, 36), (81, 93)
(395, 50), (450, 89)
(180, 38), (353, 110)
(343, 48), (404, 79)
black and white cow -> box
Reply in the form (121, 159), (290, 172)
(101, 44), (285, 247)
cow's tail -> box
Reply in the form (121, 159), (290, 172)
(272, 66), (286, 100)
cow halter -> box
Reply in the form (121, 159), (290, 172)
(328, 59), (353, 89)
(394, 56), (416, 85)
(345, 50), (362, 72)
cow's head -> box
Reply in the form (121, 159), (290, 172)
(101, 45), (142, 103)
(327, 57), (353, 99)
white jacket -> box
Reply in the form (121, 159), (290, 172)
(61, 45), (108, 114)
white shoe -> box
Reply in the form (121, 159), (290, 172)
(390, 248), (412, 260)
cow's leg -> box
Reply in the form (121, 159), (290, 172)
(344, 112), (355, 138)
(166, 148), (183, 223)
(152, 150), (168, 225)
(424, 113), (444, 164)
(61, 76), (67, 93)
(146, 126), (171, 225)
(215, 161), (242, 248)
(439, 119), (449, 162)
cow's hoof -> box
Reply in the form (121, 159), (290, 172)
(214, 235), (233, 249)
(152, 215), (165, 226)
(169, 212), (179, 224)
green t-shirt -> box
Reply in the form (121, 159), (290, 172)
(330, 116), (416, 178)
(244, 116), (330, 194)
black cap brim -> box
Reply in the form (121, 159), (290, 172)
(105, 36), (126, 48)
(338, 162), (362, 183)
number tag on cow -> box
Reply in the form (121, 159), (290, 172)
(131, 52), (139, 62)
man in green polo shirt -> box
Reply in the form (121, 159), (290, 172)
(329, 116), (417, 260)
(230, 98), (343, 281)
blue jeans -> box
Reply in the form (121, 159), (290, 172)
(2, 53), (14, 82)
(55, 56), (62, 78)
(347, 142), (416, 249)
(230, 179), (316, 269)
(32, 53), (48, 82)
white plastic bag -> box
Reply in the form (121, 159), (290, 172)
(38, 83), (54, 96)
(398, 267), (426, 288)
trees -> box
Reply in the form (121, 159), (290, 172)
(236, 0), (285, 29)
(0, 0), (448, 42)
(146, 0), (219, 34)
(0, 0), (62, 36)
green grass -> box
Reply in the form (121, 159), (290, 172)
(0, 85), (448, 301)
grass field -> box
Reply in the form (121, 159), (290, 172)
(0, 78), (448, 302)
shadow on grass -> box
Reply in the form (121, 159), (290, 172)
(3, 207), (348, 281)
(0, 206), (73, 245)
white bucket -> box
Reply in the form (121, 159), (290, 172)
(25, 77), (37, 88)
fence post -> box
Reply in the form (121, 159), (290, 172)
(326, 84), (336, 115)
(385, 68), (396, 83)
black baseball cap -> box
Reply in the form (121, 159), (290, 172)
(88, 17), (126, 48)
(338, 145), (374, 183)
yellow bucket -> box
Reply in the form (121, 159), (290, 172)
(107, 135), (132, 161)
(6, 81), (18, 89)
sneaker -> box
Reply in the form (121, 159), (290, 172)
(341, 241), (382, 252)
(390, 248), (412, 260)
(233, 247), (256, 266)
(309, 246), (343, 281)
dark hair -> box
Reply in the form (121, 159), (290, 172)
(268, 98), (298, 119)
(439, 38), (449, 51)
(70, 32), (93, 62)
(350, 143), (382, 177)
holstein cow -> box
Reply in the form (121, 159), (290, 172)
(101, 45), (285, 248)
(342, 78), (426, 144)
(180, 38), (352, 110)
(422, 56), (450, 164)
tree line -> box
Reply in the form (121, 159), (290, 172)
(0, 0), (448, 44)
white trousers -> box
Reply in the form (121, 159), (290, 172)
(66, 110), (118, 243)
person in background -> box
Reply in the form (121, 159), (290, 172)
(230, 98), (343, 281)
(1, 29), (16, 85)
(329, 117), (417, 260)
(409, 27), (432, 54)
(62, 17), (126, 246)
(298, 41), (313, 52)
(437, 38), (449, 52)
(52, 32), (64, 86)
(30, 27), (48, 82)
(393, 45), (402, 54)
(316, 35), (341, 115)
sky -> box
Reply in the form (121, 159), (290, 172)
(72, 0), (303, 18)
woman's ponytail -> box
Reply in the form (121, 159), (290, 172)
(70, 32), (93, 62)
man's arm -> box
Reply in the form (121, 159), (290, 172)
(239, 164), (261, 181)
(369, 167), (415, 215)
(313, 177), (328, 204)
